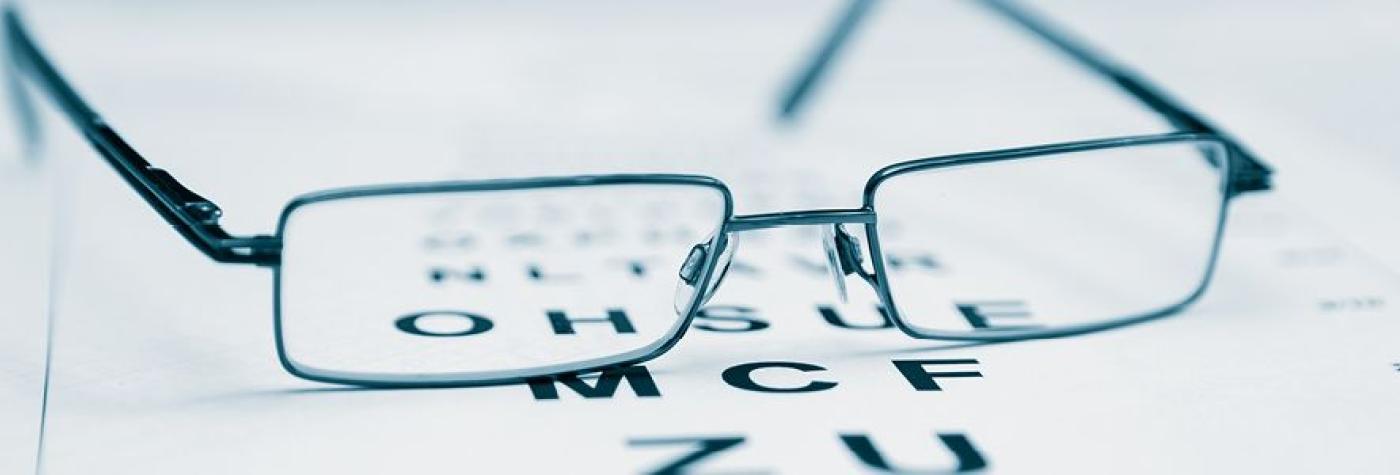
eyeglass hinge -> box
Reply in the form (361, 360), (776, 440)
(217, 235), (282, 266)
(1228, 150), (1273, 196)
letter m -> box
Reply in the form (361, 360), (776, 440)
(527, 365), (661, 400)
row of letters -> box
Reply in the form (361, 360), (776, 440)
(425, 251), (943, 285)
(525, 359), (983, 400)
(394, 303), (1036, 338)
(630, 431), (986, 474)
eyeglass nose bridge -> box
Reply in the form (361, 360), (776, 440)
(686, 208), (879, 304)
(725, 208), (876, 232)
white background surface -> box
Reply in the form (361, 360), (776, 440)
(3, 1), (1398, 473)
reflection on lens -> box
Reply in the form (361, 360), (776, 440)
(872, 140), (1228, 337)
(277, 182), (728, 383)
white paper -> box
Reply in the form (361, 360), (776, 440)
(12, 1), (1400, 473)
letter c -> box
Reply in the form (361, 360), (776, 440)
(721, 361), (837, 393)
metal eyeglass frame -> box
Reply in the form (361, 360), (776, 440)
(4, 0), (1272, 387)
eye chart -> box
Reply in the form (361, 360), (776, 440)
(20, 1), (1400, 473)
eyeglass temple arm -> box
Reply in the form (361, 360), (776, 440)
(3, 8), (280, 265)
(777, 0), (1273, 194)
(978, 0), (1271, 194)
(776, 0), (876, 121)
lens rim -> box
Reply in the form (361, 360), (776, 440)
(272, 174), (733, 387)
(861, 134), (1235, 341)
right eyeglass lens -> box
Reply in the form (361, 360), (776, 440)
(277, 182), (728, 384)
(871, 140), (1229, 337)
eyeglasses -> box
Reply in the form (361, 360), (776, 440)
(5, 0), (1272, 387)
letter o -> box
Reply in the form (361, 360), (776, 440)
(395, 311), (494, 337)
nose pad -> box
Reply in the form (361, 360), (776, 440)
(673, 233), (739, 315)
(821, 224), (866, 303)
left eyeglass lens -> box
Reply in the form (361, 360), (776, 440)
(870, 140), (1229, 338)
(277, 183), (728, 384)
